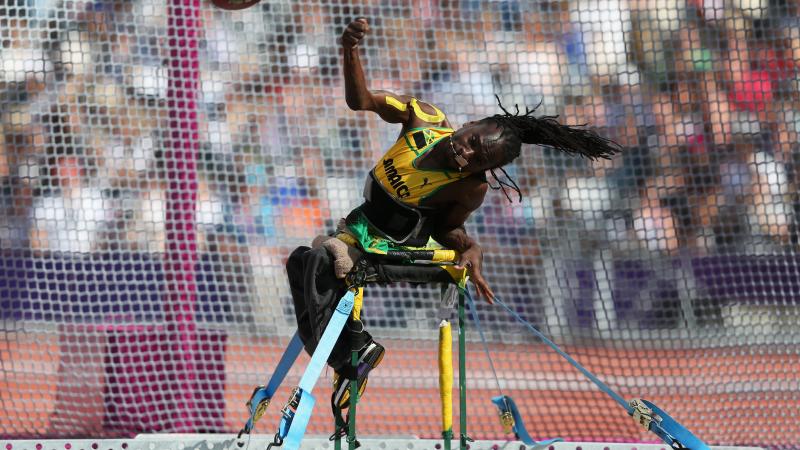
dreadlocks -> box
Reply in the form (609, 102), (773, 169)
(487, 95), (622, 161)
(481, 95), (622, 202)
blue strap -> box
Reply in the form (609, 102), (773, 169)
(281, 290), (355, 450)
(483, 292), (711, 450)
(298, 291), (355, 389)
(464, 289), (561, 445)
(642, 399), (711, 450)
(241, 333), (304, 435)
(267, 333), (304, 394)
(282, 390), (316, 449)
(487, 293), (631, 410)
(491, 396), (561, 446)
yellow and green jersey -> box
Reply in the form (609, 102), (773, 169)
(372, 127), (469, 207)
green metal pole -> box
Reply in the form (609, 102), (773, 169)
(348, 348), (359, 450)
(334, 347), (359, 450)
(334, 420), (342, 450)
(458, 292), (467, 450)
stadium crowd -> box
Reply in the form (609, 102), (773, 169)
(0, 0), (798, 331)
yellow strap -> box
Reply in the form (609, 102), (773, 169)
(410, 98), (445, 123)
(384, 95), (445, 123)
(442, 265), (468, 289)
(385, 95), (408, 111)
(352, 287), (364, 322)
(438, 320), (453, 432)
(335, 231), (359, 248)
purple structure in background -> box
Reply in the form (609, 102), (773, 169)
(561, 254), (800, 330)
(692, 255), (800, 304)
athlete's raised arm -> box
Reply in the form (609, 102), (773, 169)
(341, 18), (450, 129)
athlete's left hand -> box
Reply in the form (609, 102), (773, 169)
(455, 244), (494, 304)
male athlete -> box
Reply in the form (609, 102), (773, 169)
(286, 18), (620, 411)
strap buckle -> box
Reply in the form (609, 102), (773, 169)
(281, 386), (302, 421)
(630, 398), (661, 431)
(345, 257), (371, 288)
(499, 410), (515, 434)
(245, 385), (270, 425)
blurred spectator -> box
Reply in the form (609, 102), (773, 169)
(711, 143), (751, 252)
(632, 185), (680, 254)
(29, 160), (114, 253)
(128, 178), (168, 253)
(628, 0), (687, 88)
(570, 0), (637, 83)
(1, 0), (799, 336)
(496, 39), (569, 117)
(270, 176), (325, 239)
(747, 145), (794, 246)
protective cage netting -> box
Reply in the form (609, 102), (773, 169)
(1, 0), (799, 447)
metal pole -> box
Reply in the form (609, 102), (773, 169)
(164, 0), (201, 432)
(458, 293), (467, 450)
(348, 349), (358, 450)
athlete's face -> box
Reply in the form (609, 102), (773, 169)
(447, 121), (506, 172)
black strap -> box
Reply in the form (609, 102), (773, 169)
(355, 172), (435, 246)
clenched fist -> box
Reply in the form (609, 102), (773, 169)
(341, 18), (369, 50)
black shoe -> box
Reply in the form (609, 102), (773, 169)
(331, 341), (385, 409)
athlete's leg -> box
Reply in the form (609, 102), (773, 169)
(287, 246), (314, 350)
(286, 245), (371, 374)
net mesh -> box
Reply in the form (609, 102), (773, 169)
(1, 0), (799, 447)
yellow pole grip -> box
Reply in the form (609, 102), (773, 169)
(438, 319), (453, 432)
(432, 249), (459, 263)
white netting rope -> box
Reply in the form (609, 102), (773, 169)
(0, 0), (799, 446)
